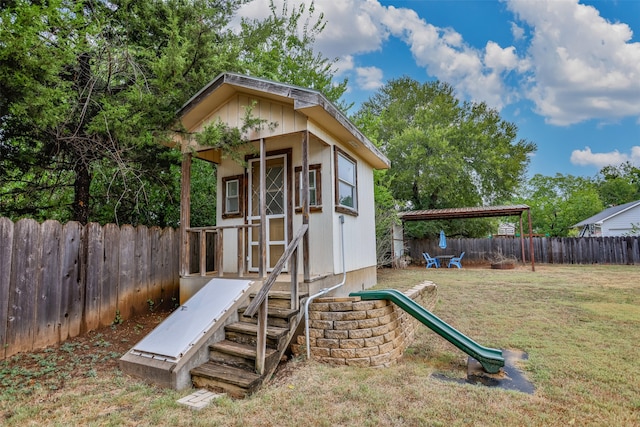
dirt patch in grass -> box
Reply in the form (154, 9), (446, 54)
(0, 308), (172, 395)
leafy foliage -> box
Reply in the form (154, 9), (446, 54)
(0, 0), (343, 227)
(353, 77), (535, 238)
(515, 174), (604, 237)
(372, 169), (399, 266)
(514, 163), (640, 237)
(596, 162), (640, 206)
(237, 1), (347, 106)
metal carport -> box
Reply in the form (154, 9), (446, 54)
(399, 205), (535, 271)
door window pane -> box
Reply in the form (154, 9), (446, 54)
(269, 217), (285, 241)
(269, 245), (285, 269)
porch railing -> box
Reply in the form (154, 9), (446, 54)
(185, 224), (260, 277)
(243, 223), (309, 374)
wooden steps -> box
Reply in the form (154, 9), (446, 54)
(253, 290), (303, 308)
(238, 305), (298, 329)
(208, 340), (278, 370)
(190, 290), (306, 398)
(191, 362), (262, 397)
(224, 322), (288, 351)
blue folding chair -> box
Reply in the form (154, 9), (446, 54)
(448, 252), (465, 268)
(423, 252), (440, 268)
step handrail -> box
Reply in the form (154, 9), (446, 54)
(243, 223), (308, 317)
(242, 223), (308, 374)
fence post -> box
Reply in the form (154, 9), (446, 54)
(0, 218), (14, 359)
(6, 219), (40, 357)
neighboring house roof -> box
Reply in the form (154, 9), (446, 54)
(176, 72), (390, 170)
(572, 200), (640, 228)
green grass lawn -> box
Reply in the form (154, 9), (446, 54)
(1, 265), (639, 426)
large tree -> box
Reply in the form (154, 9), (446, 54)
(515, 174), (604, 237)
(0, 0), (342, 226)
(596, 162), (640, 207)
(353, 77), (535, 238)
(237, 1), (347, 105)
(1, 0), (241, 225)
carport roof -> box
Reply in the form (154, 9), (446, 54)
(398, 204), (530, 221)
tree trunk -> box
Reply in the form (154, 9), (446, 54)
(73, 160), (91, 225)
(71, 51), (93, 225)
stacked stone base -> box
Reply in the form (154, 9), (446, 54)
(292, 282), (437, 367)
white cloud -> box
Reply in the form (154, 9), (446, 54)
(235, 0), (522, 107)
(570, 146), (640, 168)
(510, 21), (525, 40)
(232, 0), (271, 23)
(313, 1), (389, 59)
(334, 55), (355, 76)
(234, 0), (389, 94)
(237, 0), (391, 60)
(507, 0), (640, 125)
(376, 5), (521, 109)
(236, 0), (640, 127)
(355, 66), (384, 90)
(484, 42), (519, 72)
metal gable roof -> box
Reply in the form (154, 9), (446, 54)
(572, 200), (640, 228)
(176, 73), (390, 169)
(398, 204), (530, 221)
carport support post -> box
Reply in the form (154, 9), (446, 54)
(528, 208), (535, 271)
(519, 214), (525, 265)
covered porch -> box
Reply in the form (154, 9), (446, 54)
(177, 131), (314, 306)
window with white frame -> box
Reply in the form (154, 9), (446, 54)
(334, 147), (358, 215)
(222, 175), (244, 218)
(295, 164), (322, 212)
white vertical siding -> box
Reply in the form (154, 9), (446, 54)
(331, 145), (377, 274)
(217, 160), (246, 273)
(292, 137), (334, 276)
(203, 98), (381, 277)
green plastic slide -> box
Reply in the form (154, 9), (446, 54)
(349, 289), (504, 374)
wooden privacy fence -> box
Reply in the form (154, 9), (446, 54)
(0, 217), (180, 360)
(410, 236), (640, 265)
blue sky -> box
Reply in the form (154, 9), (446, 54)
(238, 0), (640, 179)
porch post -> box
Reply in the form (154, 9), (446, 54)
(302, 131), (310, 283)
(256, 300), (268, 375)
(180, 152), (192, 277)
(259, 138), (266, 278)
(256, 138), (267, 374)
